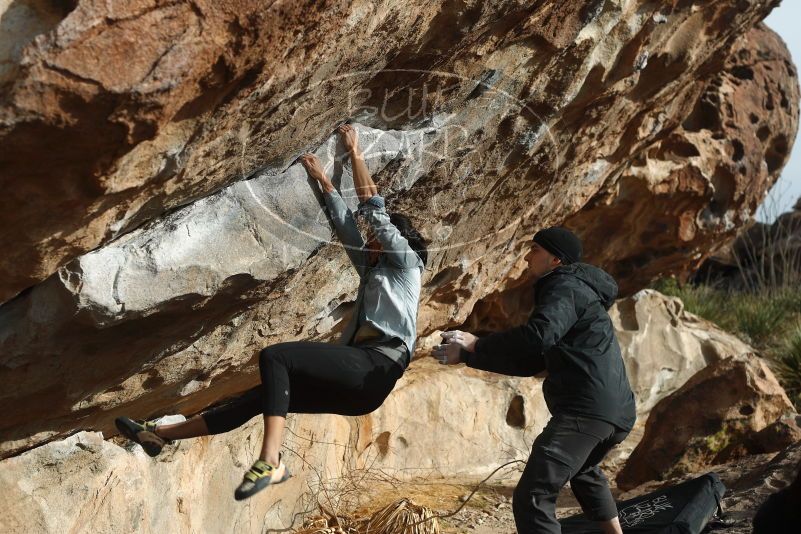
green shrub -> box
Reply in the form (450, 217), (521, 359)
(732, 293), (789, 347)
(653, 279), (800, 349)
(773, 322), (801, 408)
(652, 279), (734, 331)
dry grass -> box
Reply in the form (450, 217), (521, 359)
(294, 499), (439, 534)
(291, 460), (525, 534)
(364, 499), (440, 534)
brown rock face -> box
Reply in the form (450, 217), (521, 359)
(752, 413), (801, 453)
(715, 412), (801, 462)
(616, 356), (794, 490)
(0, 0), (327, 300)
(460, 22), (800, 324)
(0, 1), (798, 458)
(566, 24), (800, 294)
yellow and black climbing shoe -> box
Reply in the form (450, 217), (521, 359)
(115, 416), (167, 457)
(234, 454), (291, 501)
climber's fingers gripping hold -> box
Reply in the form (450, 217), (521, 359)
(337, 123), (358, 153)
(299, 153), (328, 184)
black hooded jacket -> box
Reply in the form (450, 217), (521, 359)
(464, 262), (637, 431)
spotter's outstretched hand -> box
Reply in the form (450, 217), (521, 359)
(440, 330), (478, 352)
(432, 342), (463, 365)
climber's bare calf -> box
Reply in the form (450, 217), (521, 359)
(155, 415), (209, 440)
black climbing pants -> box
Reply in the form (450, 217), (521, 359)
(201, 341), (403, 434)
(513, 413), (629, 533)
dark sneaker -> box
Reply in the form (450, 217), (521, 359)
(115, 416), (167, 457)
(234, 453), (291, 501)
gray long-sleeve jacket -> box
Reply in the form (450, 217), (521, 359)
(323, 190), (423, 367)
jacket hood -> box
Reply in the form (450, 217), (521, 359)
(546, 262), (619, 309)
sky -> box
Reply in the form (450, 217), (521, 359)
(759, 3), (801, 221)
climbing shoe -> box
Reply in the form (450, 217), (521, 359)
(115, 416), (168, 457)
(234, 453), (291, 501)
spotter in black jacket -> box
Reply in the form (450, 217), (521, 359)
(465, 262), (637, 431)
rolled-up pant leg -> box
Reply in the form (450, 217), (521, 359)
(512, 414), (622, 533)
(569, 466), (616, 521)
(201, 386), (263, 435)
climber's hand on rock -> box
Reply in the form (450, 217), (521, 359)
(300, 154), (333, 191)
(432, 342), (462, 365)
(337, 123), (359, 154)
(440, 330), (478, 352)
(300, 153), (326, 181)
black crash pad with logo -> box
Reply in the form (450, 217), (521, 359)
(560, 472), (725, 533)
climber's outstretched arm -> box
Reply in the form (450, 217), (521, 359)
(338, 123), (377, 202)
(300, 153), (368, 277)
(334, 123), (421, 269)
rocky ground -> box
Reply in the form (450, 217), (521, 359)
(340, 442), (799, 533)
(336, 428), (627, 534)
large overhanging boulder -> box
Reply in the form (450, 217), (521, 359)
(0, 1), (798, 460)
(453, 20), (800, 321)
(564, 23), (800, 294)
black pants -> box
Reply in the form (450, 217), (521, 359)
(202, 341), (403, 434)
(513, 413), (629, 533)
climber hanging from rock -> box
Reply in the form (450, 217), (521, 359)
(115, 123), (427, 501)
(433, 228), (636, 534)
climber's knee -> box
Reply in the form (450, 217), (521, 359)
(259, 345), (283, 371)
(259, 341), (298, 371)
(259, 347), (272, 370)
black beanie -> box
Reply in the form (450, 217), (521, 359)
(532, 227), (582, 264)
